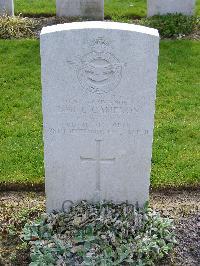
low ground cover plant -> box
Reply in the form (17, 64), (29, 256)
(141, 14), (199, 38)
(114, 14), (199, 38)
(0, 15), (36, 39)
(22, 201), (176, 265)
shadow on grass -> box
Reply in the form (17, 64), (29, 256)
(16, 12), (55, 18)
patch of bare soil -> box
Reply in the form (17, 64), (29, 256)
(32, 17), (82, 38)
(150, 190), (200, 265)
(0, 190), (199, 265)
(0, 192), (45, 266)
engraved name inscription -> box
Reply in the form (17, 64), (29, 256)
(56, 96), (147, 115)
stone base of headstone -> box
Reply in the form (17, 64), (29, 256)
(56, 0), (104, 20)
(0, 0), (14, 16)
(147, 0), (196, 17)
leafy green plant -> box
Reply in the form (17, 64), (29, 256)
(22, 201), (176, 265)
(0, 15), (37, 39)
(140, 14), (199, 38)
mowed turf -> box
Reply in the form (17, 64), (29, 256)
(0, 40), (43, 184)
(152, 41), (200, 188)
(14, 0), (200, 17)
(0, 40), (199, 188)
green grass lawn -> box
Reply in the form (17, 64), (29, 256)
(0, 40), (199, 188)
(152, 41), (200, 188)
(14, 0), (200, 17)
(0, 40), (43, 185)
(15, 0), (55, 16)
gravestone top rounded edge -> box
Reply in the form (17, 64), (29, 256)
(40, 21), (159, 38)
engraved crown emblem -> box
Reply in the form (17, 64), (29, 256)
(91, 37), (109, 53)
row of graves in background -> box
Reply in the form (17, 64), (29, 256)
(0, 0), (196, 18)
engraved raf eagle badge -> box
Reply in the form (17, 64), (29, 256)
(67, 37), (122, 94)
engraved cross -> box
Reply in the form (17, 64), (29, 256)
(80, 140), (116, 200)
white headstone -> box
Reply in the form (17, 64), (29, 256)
(0, 0), (14, 16)
(56, 0), (104, 20)
(148, 0), (196, 17)
(40, 22), (159, 212)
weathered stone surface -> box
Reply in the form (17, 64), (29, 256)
(148, 0), (196, 17)
(0, 0), (14, 16)
(40, 22), (159, 212)
(56, 0), (104, 20)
